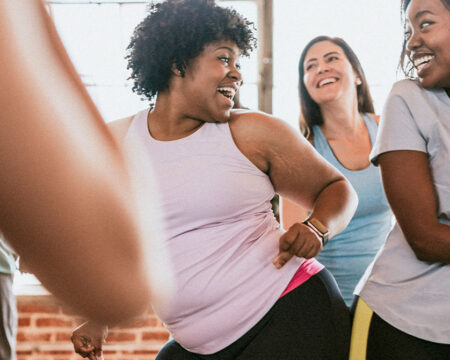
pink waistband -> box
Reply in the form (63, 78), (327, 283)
(280, 258), (324, 298)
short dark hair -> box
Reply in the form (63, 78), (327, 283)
(399, 0), (450, 78)
(298, 36), (374, 137)
(126, 0), (256, 102)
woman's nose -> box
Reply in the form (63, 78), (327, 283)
(316, 60), (330, 74)
(229, 66), (242, 83)
(407, 29), (422, 52)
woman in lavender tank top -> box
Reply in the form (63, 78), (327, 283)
(72, 1), (358, 359)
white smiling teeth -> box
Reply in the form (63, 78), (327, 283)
(417, 63), (426, 73)
(318, 78), (337, 87)
(413, 55), (434, 68)
(217, 87), (236, 99)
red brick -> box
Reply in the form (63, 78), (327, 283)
(16, 296), (169, 359)
(39, 350), (73, 355)
(17, 331), (52, 341)
(102, 350), (119, 354)
(141, 330), (170, 341)
(18, 317), (31, 327)
(18, 304), (60, 314)
(106, 332), (137, 342)
(36, 317), (73, 327)
(55, 331), (72, 341)
(16, 350), (32, 355)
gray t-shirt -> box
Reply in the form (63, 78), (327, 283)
(355, 79), (450, 344)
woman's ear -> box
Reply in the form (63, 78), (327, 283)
(171, 64), (182, 77)
(355, 77), (362, 86)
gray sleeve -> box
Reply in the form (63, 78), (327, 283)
(370, 89), (427, 166)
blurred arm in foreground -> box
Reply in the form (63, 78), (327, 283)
(0, 0), (171, 325)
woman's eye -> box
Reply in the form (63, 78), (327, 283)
(306, 63), (315, 71)
(420, 21), (433, 30)
(328, 56), (338, 62)
(235, 63), (241, 70)
(219, 57), (230, 64)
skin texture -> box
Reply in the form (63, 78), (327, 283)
(302, 41), (372, 171)
(148, 39), (357, 267)
(303, 41), (360, 112)
(148, 40), (243, 141)
(228, 110), (357, 266)
(377, 0), (450, 263)
(125, 0), (255, 101)
(72, 38), (358, 358)
(405, 0), (450, 92)
(378, 151), (450, 263)
(282, 40), (375, 230)
(0, 0), (167, 325)
(72, 322), (108, 360)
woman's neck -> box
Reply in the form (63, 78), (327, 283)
(148, 94), (204, 141)
(319, 99), (363, 139)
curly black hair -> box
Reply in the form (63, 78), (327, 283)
(126, 0), (256, 102)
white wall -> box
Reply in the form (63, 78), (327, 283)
(273, 0), (403, 129)
(49, 1), (404, 127)
(48, 1), (258, 122)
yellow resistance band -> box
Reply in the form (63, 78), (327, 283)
(349, 298), (374, 360)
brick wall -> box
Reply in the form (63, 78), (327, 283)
(16, 295), (170, 360)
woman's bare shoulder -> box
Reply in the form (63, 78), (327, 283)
(108, 115), (135, 143)
(229, 109), (290, 133)
(229, 109), (305, 147)
(228, 110), (293, 173)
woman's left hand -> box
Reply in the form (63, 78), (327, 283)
(71, 321), (108, 360)
(273, 222), (322, 269)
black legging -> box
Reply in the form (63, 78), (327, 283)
(156, 268), (351, 360)
(367, 311), (450, 360)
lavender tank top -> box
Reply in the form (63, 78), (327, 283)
(123, 109), (302, 354)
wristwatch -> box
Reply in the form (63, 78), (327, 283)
(302, 217), (329, 246)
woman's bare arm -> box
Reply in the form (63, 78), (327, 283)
(230, 111), (358, 267)
(0, 0), (164, 324)
(280, 197), (309, 230)
(379, 151), (450, 263)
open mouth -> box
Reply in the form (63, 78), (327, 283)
(217, 87), (236, 100)
(317, 77), (338, 88)
(413, 55), (434, 74)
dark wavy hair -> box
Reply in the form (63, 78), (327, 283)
(298, 36), (374, 138)
(400, 0), (450, 78)
(126, 0), (256, 102)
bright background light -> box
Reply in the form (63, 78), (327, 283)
(48, 1), (258, 122)
(48, 1), (403, 128)
(273, 0), (403, 129)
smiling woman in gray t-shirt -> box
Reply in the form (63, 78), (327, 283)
(350, 0), (450, 359)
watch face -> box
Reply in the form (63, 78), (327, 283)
(308, 218), (329, 235)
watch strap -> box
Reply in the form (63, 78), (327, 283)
(302, 218), (329, 246)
